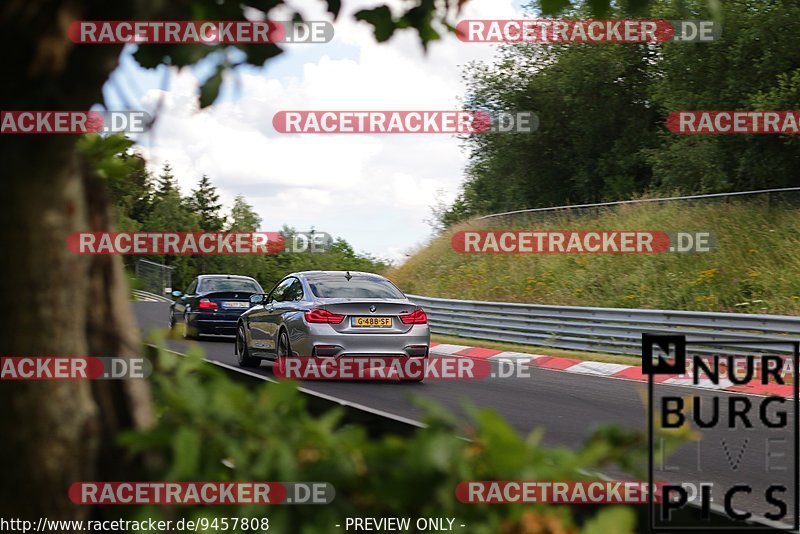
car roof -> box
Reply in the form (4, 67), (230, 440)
(198, 274), (258, 281)
(291, 270), (384, 280)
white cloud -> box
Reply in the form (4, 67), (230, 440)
(130, 0), (523, 261)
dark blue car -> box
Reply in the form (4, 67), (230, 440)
(169, 274), (264, 339)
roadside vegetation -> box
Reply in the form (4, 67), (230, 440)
(438, 0), (800, 226)
(118, 343), (692, 533)
(391, 199), (800, 315)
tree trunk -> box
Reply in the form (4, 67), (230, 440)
(0, 0), (151, 520)
(0, 142), (98, 520)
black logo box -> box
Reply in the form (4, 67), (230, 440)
(644, 334), (799, 532)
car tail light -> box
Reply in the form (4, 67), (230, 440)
(399, 309), (427, 324)
(198, 299), (219, 310)
(304, 308), (345, 324)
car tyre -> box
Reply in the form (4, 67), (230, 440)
(183, 313), (198, 340)
(276, 330), (292, 377)
(236, 325), (260, 368)
(169, 309), (178, 337)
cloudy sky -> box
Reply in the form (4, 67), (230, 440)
(104, 0), (525, 263)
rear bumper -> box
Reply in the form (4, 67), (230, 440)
(289, 324), (430, 357)
(188, 312), (239, 336)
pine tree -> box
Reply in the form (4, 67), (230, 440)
(227, 195), (262, 231)
(188, 175), (224, 231)
(154, 163), (177, 198)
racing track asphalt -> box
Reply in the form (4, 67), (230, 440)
(133, 301), (797, 526)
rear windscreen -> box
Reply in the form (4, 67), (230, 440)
(308, 277), (405, 299)
(201, 279), (261, 293)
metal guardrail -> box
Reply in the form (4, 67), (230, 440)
(477, 186), (800, 220)
(408, 294), (800, 356)
(132, 289), (172, 303)
(132, 286), (799, 356)
(135, 259), (174, 297)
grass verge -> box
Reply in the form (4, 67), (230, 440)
(389, 198), (800, 315)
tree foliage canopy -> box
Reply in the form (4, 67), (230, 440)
(440, 0), (800, 225)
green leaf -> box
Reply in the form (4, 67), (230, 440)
(399, 2), (440, 50)
(324, 0), (342, 19)
(199, 65), (224, 109)
(354, 6), (396, 42)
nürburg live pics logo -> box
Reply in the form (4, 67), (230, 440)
(644, 333), (799, 531)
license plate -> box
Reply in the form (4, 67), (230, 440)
(352, 316), (392, 328)
(222, 301), (249, 309)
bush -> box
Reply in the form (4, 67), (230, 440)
(116, 344), (671, 533)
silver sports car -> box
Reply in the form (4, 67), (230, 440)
(234, 271), (430, 376)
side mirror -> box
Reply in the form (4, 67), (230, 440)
(172, 290), (183, 298)
(249, 293), (266, 306)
